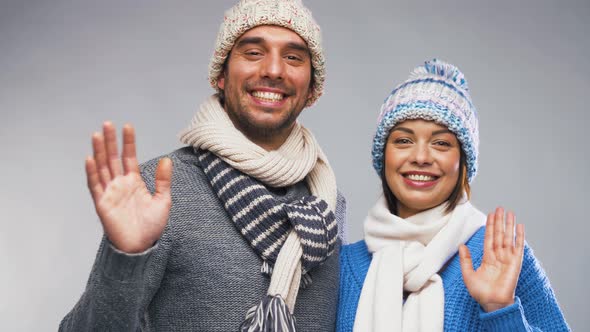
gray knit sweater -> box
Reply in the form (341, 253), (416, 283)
(59, 147), (347, 331)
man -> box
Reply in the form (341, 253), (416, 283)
(59, 0), (347, 331)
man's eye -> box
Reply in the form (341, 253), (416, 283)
(286, 55), (304, 62)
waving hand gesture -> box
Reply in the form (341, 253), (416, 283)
(459, 207), (525, 312)
(85, 122), (172, 253)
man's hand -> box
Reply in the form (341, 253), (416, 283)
(459, 207), (525, 312)
(85, 122), (172, 253)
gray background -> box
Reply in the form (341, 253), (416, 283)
(1, 0), (588, 330)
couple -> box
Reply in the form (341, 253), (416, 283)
(59, 0), (569, 331)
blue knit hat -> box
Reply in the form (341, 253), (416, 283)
(371, 59), (479, 183)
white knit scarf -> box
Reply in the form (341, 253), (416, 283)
(179, 95), (338, 315)
(354, 195), (485, 332)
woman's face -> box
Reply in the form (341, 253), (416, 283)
(384, 119), (461, 218)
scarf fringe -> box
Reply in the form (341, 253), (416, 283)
(240, 295), (296, 332)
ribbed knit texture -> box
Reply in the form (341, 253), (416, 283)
(59, 147), (347, 332)
(337, 227), (571, 332)
(180, 95), (337, 210)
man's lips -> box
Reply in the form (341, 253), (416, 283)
(248, 87), (289, 106)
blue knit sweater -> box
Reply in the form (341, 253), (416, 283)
(337, 227), (570, 331)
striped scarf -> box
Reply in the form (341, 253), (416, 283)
(179, 95), (339, 331)
(197, 149), (337, 276)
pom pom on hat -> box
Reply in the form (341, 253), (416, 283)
(409, 58), (470, 92)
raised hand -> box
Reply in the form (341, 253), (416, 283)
(85, 122), (173, 253)
(459, 207), (525, 312)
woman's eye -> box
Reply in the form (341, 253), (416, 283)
(434, 141), (451, 147)
(394, 138), (412, 144)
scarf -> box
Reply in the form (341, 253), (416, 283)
(180, 95), (338, 331)
(354, 195), (485, 332)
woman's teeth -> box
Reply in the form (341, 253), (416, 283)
(252, 91), (284, 102)
(406, 174), (436, 182)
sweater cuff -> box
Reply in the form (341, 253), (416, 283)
(479, 296), (529, 332)
(99, 240), (156, 282)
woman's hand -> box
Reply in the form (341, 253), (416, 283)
(459, 207), (525, 312)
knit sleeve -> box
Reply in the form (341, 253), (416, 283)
(479, 243), (571, 332)
(58, 156), (175, 331)
(336, 241), (371, 332)
(58, 236), (170, 331)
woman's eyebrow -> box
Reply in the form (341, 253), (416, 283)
(391, 127), (413, 134)
(432, 129), (453, 136)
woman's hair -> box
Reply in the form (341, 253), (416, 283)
(380, 138), (471, 215)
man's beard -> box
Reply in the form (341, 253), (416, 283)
(224, 100), (301, 142)
(222, 77), (308, 143)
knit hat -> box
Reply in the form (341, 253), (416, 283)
(208, 0), (325, 106)
(372, 59), (479, 183)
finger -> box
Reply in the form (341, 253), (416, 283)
(122, 124), (140, 174)
(493, 207), (504, 251)
(85, 156), (104, 201)
(92, 132), (111, 187)
(514, 224), (525, 256)
(459, 245), (475, 281)
(484, 212), (494, 254)
(154, 157), (173, 200)
(103, 121), (123, 177)
(503, 211), (515, 248)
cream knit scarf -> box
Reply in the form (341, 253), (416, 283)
(354, 195), (485, 332)
(179, 95), (338, 330)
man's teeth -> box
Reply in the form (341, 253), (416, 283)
(406, 174), (436, 182)
(252, 91), (284, 102)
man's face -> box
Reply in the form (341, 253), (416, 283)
(217, 25), (313, 148)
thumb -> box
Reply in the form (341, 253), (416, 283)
(154, 157), (172, 199)
(459, 245), (475, 283)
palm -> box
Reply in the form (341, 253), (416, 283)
(459, 207), (525, 312)
(86, 122), (172, 253)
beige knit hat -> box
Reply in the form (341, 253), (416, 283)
(208, 0), (325, 106)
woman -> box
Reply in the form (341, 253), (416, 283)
(336, 59), (570, 331)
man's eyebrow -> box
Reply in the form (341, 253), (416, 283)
(286, 41), (310, 53)
(234, 37), (310, 54)
(235, 36), (264, 48)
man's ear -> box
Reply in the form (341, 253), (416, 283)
(217, 73), (226, 90)
(307, 83), (314, 102)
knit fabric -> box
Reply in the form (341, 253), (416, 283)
(209, 0), (325, 106)
(179, 96), (338, 324)
(180, 95), (337, 209)
(197, 149), (337, 276)
(355, 197), (485, 332)
(59, 147), (348, 332)
(371, 59), (479, 183)
(337, 227), (571, 332)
